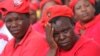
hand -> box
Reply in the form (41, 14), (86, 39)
(44, 22), (58, 49)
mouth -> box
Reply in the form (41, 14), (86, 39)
(59, 41), (71, 47)
(81, 13), (89, 17)
(11, 30), (19, 34)
(10, 28), (20, 34)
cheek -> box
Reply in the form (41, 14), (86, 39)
(87, 7), (95, 15)
(74, 10), (81, 16)
(6, 22), (12, 29)
(54, 37), (59, 43)
(17, 20), (23, 25)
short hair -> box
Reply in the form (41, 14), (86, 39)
(49, 16), (75, 26)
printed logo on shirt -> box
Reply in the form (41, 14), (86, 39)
(47, 12), (51, 18)
(13, 0), (23, 6)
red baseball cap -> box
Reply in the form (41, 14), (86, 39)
(3, 0), (29, 15)
(41, 5), (73, 24)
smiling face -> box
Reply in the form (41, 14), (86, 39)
(50, 16), (78, 51)
(4, 12), (30, 40)
(74, 0), (95, 24)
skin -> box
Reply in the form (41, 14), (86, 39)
(29, 9), (37, 24)
(45, 17), (79, 56)
(74, 0), (95, 25)
(4, 12), (30, 44)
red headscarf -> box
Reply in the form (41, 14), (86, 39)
(69, 0), (95, 10)
(41, 5), (73, 25)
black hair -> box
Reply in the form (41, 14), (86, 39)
(49, 16), (75, 26)
(21, 13), (30, 19)
(95, 1), (100, 15)
(61, 0), (65, 5)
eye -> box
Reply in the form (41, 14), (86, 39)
(75, 5), (81, 10)
(63, 30), (68, 33)
(5, 18), (12, 23)
(53, 32), (59, 37)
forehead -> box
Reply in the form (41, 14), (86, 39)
(6, 12), (20, 18)
(52, 17), (72, 31)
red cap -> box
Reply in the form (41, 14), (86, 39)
(2, 0), (29, 16)
(12, 0), (29, 13)
(69, 0), (95, 10)
(40, 0), (62, 9)
(41, 5), (73, 24)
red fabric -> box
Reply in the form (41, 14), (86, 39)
(69, 0), (95, 10)
(13, 0), (29, 13)
(32, 21), (46, 37)
(0, 0), (29, 16)
(0, 20), (4, 28)
(41, 5), (73, 25)
(74, 14), (100, 44)
(1, 25), (47, 56)
(26, 35), (100, 56)
(30, 2), (38, 11)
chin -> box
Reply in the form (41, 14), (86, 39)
(60, 45), (73, 51)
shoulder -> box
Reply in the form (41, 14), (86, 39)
(75, 38), (100, 56)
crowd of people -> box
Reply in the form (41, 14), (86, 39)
(0, 0), (100, 56)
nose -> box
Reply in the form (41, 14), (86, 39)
(81, 5), (87, 12)
(59, 33), (65, 40)
(11, 21), (17, 27)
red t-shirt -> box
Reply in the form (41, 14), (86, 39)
(1, 25), (46, 56)
(74, 14), (100, 44)
(32, 20), (46, 37)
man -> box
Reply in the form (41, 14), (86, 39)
(1, 1), (45, 56)
(69, 0), (100, 44)
(41, 5), (100, 56)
